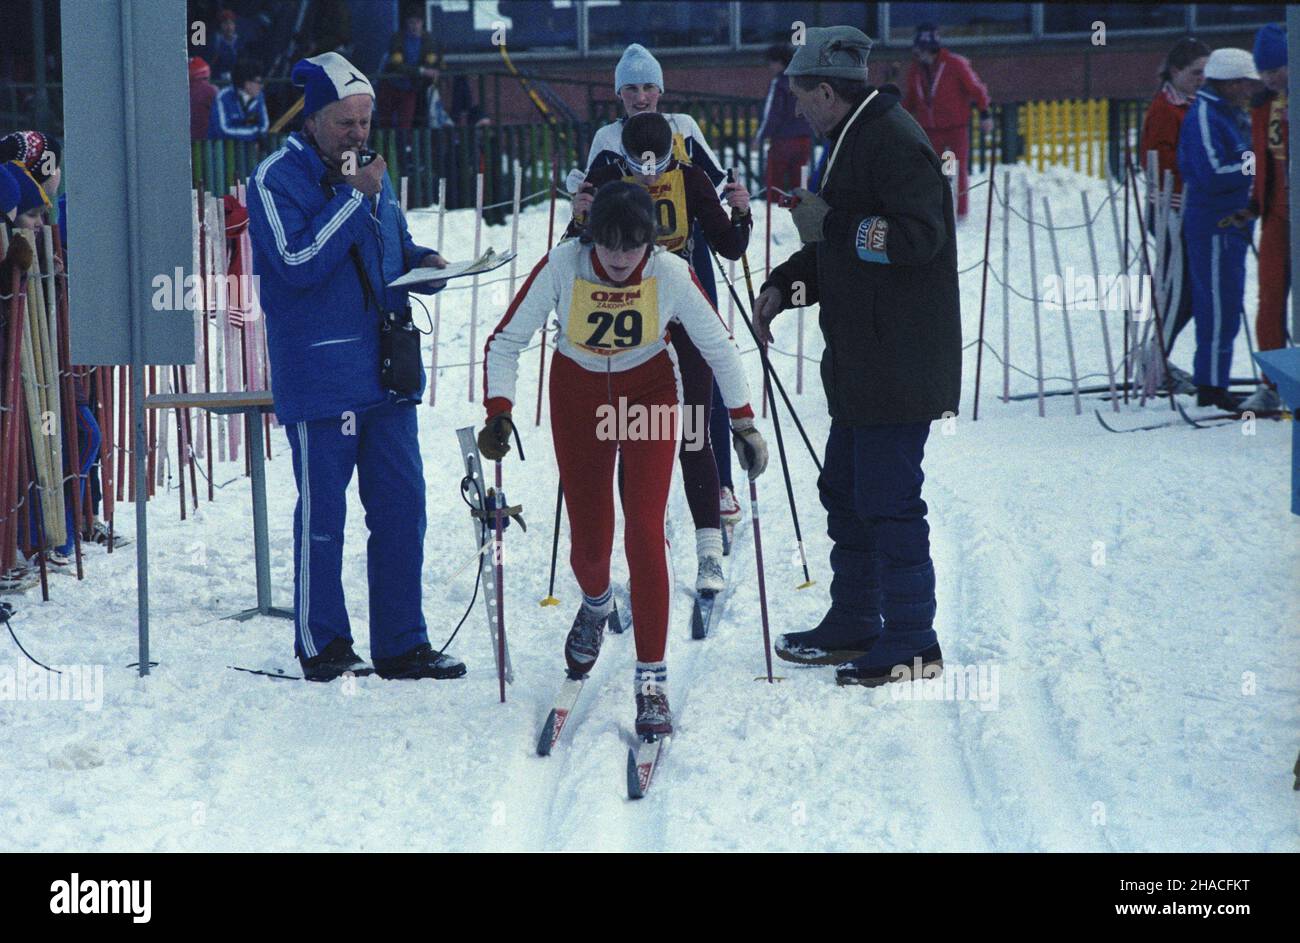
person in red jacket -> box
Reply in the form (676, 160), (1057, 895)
(188, 57), (219, 142)
(1138, 37), (1209, 392)
(900, 23), (991, 218)
(1228, 23), (1289, 413)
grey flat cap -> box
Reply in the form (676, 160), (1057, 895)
(785, 26), (874, 80)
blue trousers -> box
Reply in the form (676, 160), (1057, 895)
(58, 405), (101, 555)
(283, 398), (429, 661)
(818, 421), (938, 661)
(1185, 218), (1252, 388)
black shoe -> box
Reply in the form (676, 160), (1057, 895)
(1196, 385), (1244, 411)
(373, 643), (467, 680)
(299, 638), (374, 683)
(836, 643), (944, 687)
(775, 612), (880, 666)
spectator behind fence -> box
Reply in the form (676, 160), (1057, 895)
(754, 43), (813, 196)
(189, 57), (219, 141)
(208, 9), (242, 85)
(246, 52), (464, 684)
(2, 156), (51, 231)
(1139, 36), (1210, 394)
(1176, 48), (1262, 412)
(900, 22), (992, 219)
(209, 58), (268, 141)
(378, 4), (441, 130)
(0, 130), (60, 199)
(1233, 23), (1289, 414)
(451, 74), (490, 127)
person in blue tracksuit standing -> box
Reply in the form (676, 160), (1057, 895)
(247, 52), (465, 682)
(1176, 48), (1262, 412)
(208, 59), (269, 142)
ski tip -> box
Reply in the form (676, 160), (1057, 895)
(626, 747), (644, 799)
(539, 596), (560, 607)
(536, 710), (557, 756)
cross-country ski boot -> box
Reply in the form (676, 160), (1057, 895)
(695, 528), (725, 594)
(565, 589), (614, 676)
(719, 487), (742, 526)
(634, 663), (672, 739)
(300, 637), (375, 682)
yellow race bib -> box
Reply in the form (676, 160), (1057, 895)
(565, 277), (661, 356)
(622, 168), (690, 253)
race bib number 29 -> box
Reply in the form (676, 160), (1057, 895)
(566, 277), (660, 355)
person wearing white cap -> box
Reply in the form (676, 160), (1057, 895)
(1176, 47), (1262, 412)
(578, 43), (753, 589)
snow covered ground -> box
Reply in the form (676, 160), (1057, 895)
(1, 165), (1296, 851)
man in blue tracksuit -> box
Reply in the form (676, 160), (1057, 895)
(1177, 48), (1262, 411)
(208, 59), (269, 142)
(247, 52), (464, 682)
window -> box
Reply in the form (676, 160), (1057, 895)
(587, 1), (731, 50)
(889, 3), (1032, 43)
(1193, 4), (1284, 28)
(430, 1), (579, 54)
(1043, 4), (1188, 34)
(740, 3), (880, 47)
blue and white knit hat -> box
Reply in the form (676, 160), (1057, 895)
(615, 44), (664, 93)
(291, 52), (374, 117)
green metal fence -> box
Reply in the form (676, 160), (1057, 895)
(191, 96), (1151, 212)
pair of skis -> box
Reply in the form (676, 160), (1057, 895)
(534, 675), (668, 798)
(533, 674), (667, 798)
(538, 526), (740, 797)
(1095, 404), (1287, 433)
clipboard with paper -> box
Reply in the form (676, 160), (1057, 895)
(386, 248), (518, 289)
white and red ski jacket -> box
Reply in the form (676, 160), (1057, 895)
(482, 239), (754, 421)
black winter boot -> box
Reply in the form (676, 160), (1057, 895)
(373, 643), (466, 680)
(300, 638), (374, 682)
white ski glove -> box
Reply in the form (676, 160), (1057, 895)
(565, 168), (588, 195)
(731, 418), (768, 480)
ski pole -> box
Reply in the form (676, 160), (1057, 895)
(1125, 154), (1177, 412)
(713, 180), (816, 589)
(735, 247), (814, 589)
(493, 460), (508, 703)
(748, 476), (776, 684)
(711, 246), (822, 477)
(540, 481), (562, 606)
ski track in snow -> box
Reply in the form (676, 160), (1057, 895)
(2, 165), (1297, 851)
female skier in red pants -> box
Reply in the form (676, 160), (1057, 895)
(566, 112), (752, 595)
(478, 182), (768, 736)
